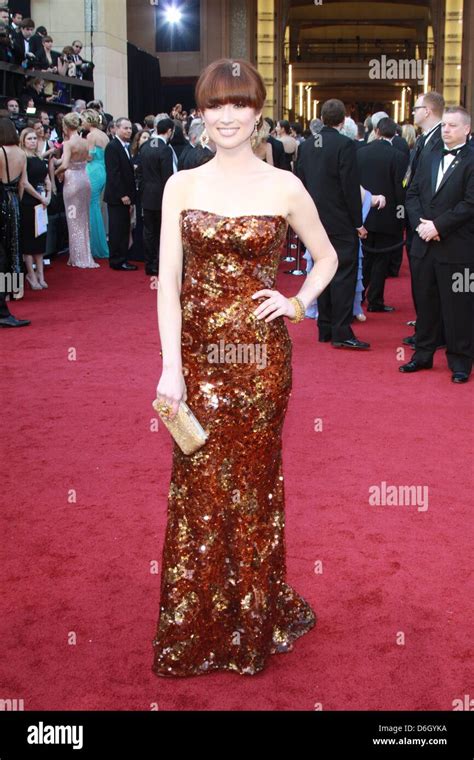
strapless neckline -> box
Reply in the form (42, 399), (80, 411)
(180, 208), (287, 223)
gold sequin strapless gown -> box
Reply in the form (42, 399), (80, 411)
(152, 209), (316, 677)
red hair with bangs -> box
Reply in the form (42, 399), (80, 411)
(195, 58), (266, 126)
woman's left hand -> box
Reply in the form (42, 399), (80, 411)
(251, 289), (297, 322)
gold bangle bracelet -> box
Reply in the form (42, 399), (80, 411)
(288, 296), (306, 323)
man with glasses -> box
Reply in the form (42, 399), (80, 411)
(403, 91), (445, 348)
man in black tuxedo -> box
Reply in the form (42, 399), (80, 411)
(11, 18), (36, 66)
(401, 107), (474, 383)
(403, 91), (445, 346)
(104, 117), (138, 271)
(138, 117), (175, 276)
(8, 9), (22, 36)
(369, 111), (410, 159)
(296, 98), (369, 349)
(180, 122), (215, 169)
(357, 117), (408, 312)
(177, 119), (202, 170)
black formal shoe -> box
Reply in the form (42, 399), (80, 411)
(399, 359), (433, 373)
(318, 335), (332, 343)
(403, 335), (416, 347)
(145, 268), (158, 276)
(0, 315), (31, 328)
(110, 262), (138, 271)
(452, 372), (469, 384)
(332, 337), (370, 350)
(367, 304), (395, 312)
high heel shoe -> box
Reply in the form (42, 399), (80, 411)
(26, 274), (42, 291)
(355, 312), (367, 322)
(37, 279), (48, 289)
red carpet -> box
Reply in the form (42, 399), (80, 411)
(1, 251), (472, 711)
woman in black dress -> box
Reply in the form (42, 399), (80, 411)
(19, 128), (51, 290)
(0, 117), (31, 327)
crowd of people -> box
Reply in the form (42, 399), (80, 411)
(0, 6), (93, 107)
(0, 75), (473, 381)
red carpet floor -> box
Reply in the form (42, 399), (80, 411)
(1, 251), (472, 711)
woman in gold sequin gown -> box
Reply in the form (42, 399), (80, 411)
(152, 59), (338, 677)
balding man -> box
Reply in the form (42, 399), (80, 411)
(402, 106), (474, 383)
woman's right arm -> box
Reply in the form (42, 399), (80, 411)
(55, 141), (70, 176)
(156, 173), (187, 418)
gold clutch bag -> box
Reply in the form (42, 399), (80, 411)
(152, 398), (209, 455)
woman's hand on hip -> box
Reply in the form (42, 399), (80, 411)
(251, 289), (297, 322)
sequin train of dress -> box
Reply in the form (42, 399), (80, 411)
(63, 161), (99, 269)
(151, 209), (316, 677)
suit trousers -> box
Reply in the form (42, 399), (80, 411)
(362, 231), (400, 308)
(108, 204), (131, 268)
(318, 234), (358, 342)
(143, 209), (162, 273)
(411, 254), (473, 375)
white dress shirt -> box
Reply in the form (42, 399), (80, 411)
(435, 142), (465, 192)
(116, 135), (131, 160)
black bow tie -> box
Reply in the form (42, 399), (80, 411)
(442, 147), (462, 157)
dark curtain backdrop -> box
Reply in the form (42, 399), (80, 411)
(13, 0), (31, 16)
(161, 82), (196, 114)
(127, 43), (162, 123)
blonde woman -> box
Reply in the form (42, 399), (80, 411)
(82, 108), (110, 258)
(252, 119), (273, 165)
(55, 112), (99, 268)
(402, 123), (417, 151)
(19, 128), (51, 289)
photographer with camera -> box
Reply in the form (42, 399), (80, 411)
(5, 98), (27, 133)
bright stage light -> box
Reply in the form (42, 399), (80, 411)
(165, 6), (182, 23)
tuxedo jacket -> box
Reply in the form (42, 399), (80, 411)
(35, 48), (60, 70)
(296, 125), (362, 236)
(137, 138), (174, 211)
(392, 134), (410, 158)
(178, 143), (193, 171)
(11, 34), (31, 65)
(104, 138), (137, 206)
(181, 144), (214, 170)
(267, 134), (286, 170)
(357, 139), (408, 235)
(29, 33), (45, 57)
(406, 143), (474, 264)
(407, 124), (443, 189)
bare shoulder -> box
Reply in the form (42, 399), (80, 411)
(271, 168), (304, 202)
(162, 170), (189, 210)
